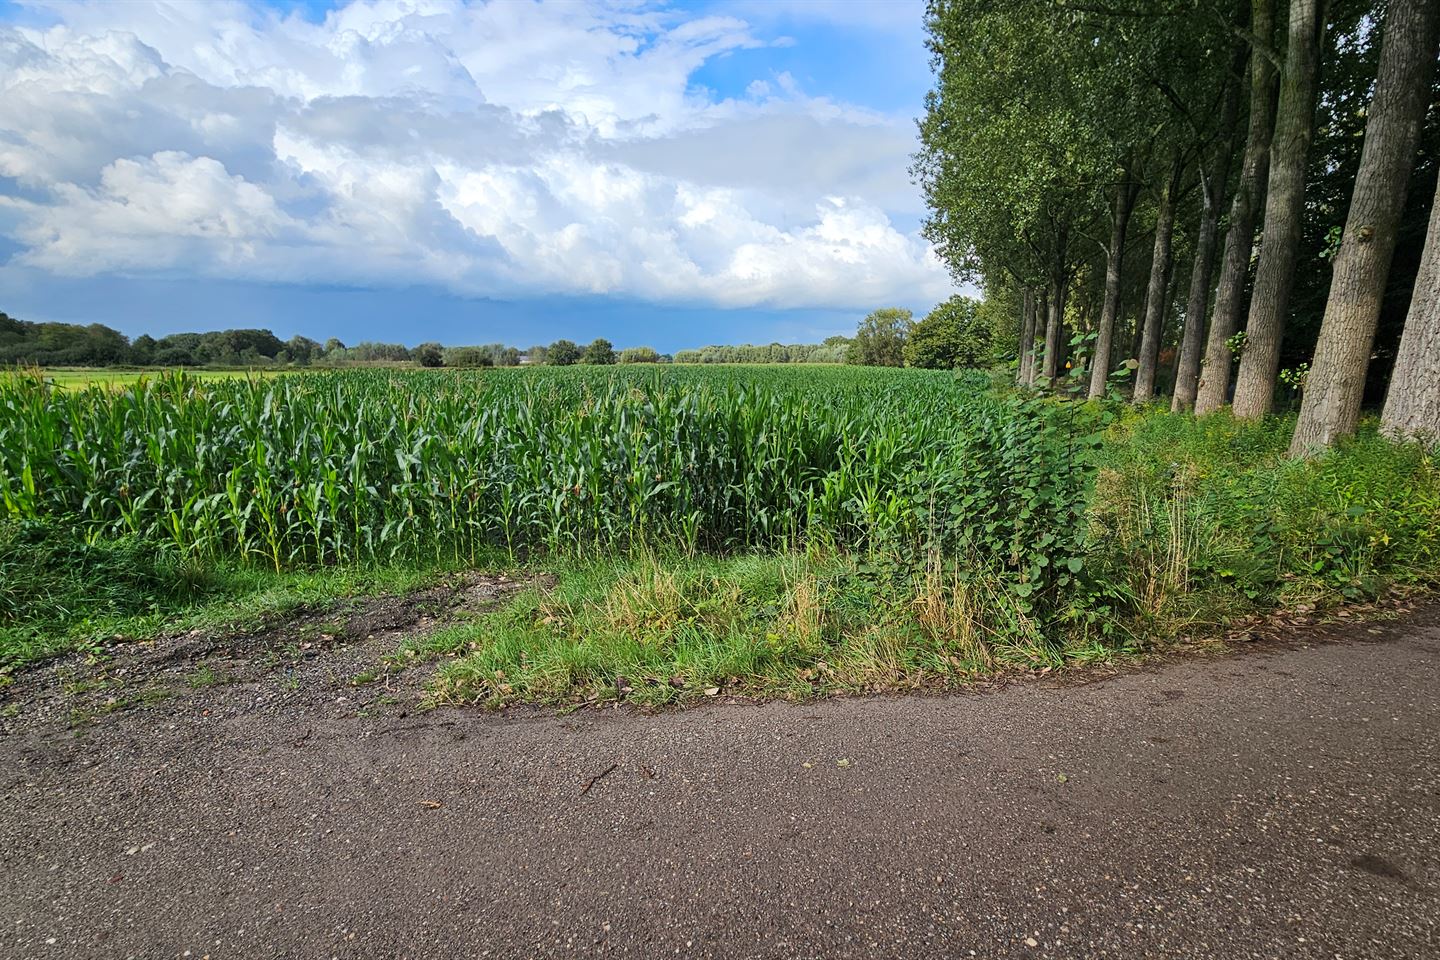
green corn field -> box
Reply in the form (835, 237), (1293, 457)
(0, 366), (1095, 599)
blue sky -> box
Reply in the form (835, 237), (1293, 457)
(0, 0), (953, 351)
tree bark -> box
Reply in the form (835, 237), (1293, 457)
(1196, 0), (1278, 415)
(1042, 274), (1066, 381)
(1041, 234), (1068, 381)
(1088, 175), (1141, 399)
(1173, 58), (1245, 412)
(1018, 288), (1037, 385)
(1382, 175), (1440, 444)
(1230, 0), (1324, 419)
(1289, 0), (1440, 455)
(1133, 158), (1182, 403)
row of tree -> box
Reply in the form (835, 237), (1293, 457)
(915, 0), (1440, 447)
(672, 340), (851, 364)
(0, 317), (863, 371)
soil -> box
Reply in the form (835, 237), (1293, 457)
(0, 571), (534, 735)
(1, 588), (1437, 959)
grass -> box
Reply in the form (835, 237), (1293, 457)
(425, 548), (1095, 708)
(13, 367), (284, 389)
(0, 518), (462, 670)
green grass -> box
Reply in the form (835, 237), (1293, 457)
(0, 518), (461, 669)
(426, 548), (1073, 707)
(1087, 406), (1440, 637)
(11, 367), (285, 390)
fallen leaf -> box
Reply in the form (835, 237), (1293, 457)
(418, 800), (443, 809)
(836, 758), (851, 768)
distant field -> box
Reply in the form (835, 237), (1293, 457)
(15, 367), (283, 389)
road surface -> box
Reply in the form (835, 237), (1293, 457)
(3, 604), (1437, 958)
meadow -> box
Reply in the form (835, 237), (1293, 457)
(26, 367), (281, 390)
(3, 364), (1437, 703)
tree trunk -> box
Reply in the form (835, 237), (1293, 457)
(1382, 175), (1440, 444)
(1018, 288), (1037, 385)
(1289, 0), (1440, 454)
(1230, 0), (1324, 419)
(1042, 249), (1068, 382)
(1041, 277), (1064, 381)
(1196, 0), (1279, 415)
(1133, 159), (1182, 403)
(1173, 57), (1245, 412)
(1088, 176), (1140, 399)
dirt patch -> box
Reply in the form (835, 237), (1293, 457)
(0, 571), (536, 736)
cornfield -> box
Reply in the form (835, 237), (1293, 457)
(0, 366), (1093, 583)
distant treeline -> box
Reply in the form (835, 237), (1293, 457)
(671, 339), (851, 364)
(0, 312), (536, 368)
(0, 311), (863, 370)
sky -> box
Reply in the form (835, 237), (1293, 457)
(0, 0), (958, 351)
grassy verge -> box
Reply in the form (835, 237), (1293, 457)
(0, 519), (459, 670)
(416, 548), (1117, 708)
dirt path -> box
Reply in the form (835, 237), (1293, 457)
(2, 603), (1437, 959)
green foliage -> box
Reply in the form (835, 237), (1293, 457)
(0, 519), (214, 665)
(431, 548), (1061, 707)
(414, 343), (444, 368)
(904, 296), (989, 369)
(443, 346), (493, 368)
(673, 340), (849, 364)
(846, 308), (911, 366)
(581, 338), (616, 365)
(0, 367), (1086, 580)
(618, 346), (660, 364)
(5, 366), (1437, 680)
(1091, 409), (1440, 631)
(547, 339), (581, 365)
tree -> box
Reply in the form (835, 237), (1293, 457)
(131, 334), (157, 365)
(1230, 0), (1325, 418)
(1195, 0), (1280, 415)
(415, 343), (444, 368)
(285, 335), (321, 366)
(846, 308), (911, 366)
(582, 338), (616, 365)
(547, 339), (581, 365)
(1381, 174), (1440, 444)
(444, 346), (492, 367)
(1133, 157), (1183, 402)
(619, 346), (660, 363)
(1172, 43), (1247, 411)
(1088, 172), (1142, 397)
(905, 296), (988, 369)
(1289, 0), (1440, 454)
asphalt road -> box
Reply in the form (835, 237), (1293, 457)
(3, 606), (1437, 959)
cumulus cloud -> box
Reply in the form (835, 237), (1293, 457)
(0, 0), (953, 310)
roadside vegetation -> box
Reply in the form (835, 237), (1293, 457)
(3, 364), (1436, 705)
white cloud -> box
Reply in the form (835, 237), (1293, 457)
(0, 0), (954, 310)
